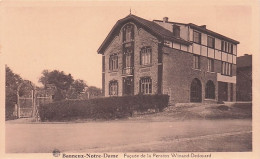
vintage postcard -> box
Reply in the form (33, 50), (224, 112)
(0, 0), (259, 159)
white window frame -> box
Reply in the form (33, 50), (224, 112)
(141, 47), (152, 66)
(109, 81), (118, 96)
(140, 77), (152, 94)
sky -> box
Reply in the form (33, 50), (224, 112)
(1, 0), (259, 88)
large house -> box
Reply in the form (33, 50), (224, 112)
(97, 14), (239, 103)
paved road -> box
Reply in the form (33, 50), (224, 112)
(5, 119), (252, 153)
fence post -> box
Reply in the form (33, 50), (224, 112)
(17, 103), (20, 118)
(13, 104), (17, 117)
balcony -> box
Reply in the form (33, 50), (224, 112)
(122, 67), (133, 76)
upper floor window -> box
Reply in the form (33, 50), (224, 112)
(207, 58), (214, 72)
(125, 54), (131, 68)
(109, 54), (118, 71)
(109, 81), (118, 96)
(140, 77), (152, 94)
(207, 36), (215, 48)
(221, 41), (233, 54)
(123, 46), (133, 69)
(123, 24), (134, 42)
(126, 27), (132, 42)
(140, 47), (152, 65)
(173, 25), (180, 37)
(193, 55), (200, 69)
(221, 62), (232, 76)
(193, 31), (201, 44)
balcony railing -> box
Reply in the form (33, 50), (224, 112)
(122, 67), (133, 75)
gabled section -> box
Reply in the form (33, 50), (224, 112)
(97, 14), (191, 54)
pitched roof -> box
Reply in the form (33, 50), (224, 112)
(188, 23), (240, 44)
(153, 20), (240, 44)
(97, 14), (191, 54)
(237, 54), (252, 68)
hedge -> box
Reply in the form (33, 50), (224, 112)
(39, 94), (169, 121)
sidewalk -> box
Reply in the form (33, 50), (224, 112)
(6, 118), (37, 124)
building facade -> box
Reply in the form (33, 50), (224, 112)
(97, 15), (239, 103)
(236, 54), (252, 101)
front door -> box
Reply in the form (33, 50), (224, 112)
(123, 77), (134, 95)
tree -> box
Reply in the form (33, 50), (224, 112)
(67, 79), (87, 99)
(39, 70), (74, 101)
(86, 86), (102, 99)
(5, 66), (23, 120)
(39, 70), (74, 90)
(72, 79), (87, 94)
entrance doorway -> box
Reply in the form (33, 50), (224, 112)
(190, 78), (202, 102)
(123, 77), (134, 95)
(218, 82), (228, 101)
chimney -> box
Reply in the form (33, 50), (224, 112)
(163, 17), (169, 23)
(200, 25), (206, 29)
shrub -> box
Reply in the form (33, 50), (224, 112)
(233, 102), (252, 110)
(217, 105), (229, 111)
(217, 100), (225, 104)
(39, 94), (169, 121)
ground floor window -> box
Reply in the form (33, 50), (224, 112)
(109, 81), (118, 96)
(205, 80), (215, 99)
(140, 77), (152, 94)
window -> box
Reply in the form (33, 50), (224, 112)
(207, 36), (215, 48)
(109, 81), (118, 96)
(124, 24), (134, 42)
(193, 31), (201, 44)
(221, 40), (233, 54)
(123, 47), (133, 68)
(126, 27), (132, 42)
(126, 55), (131, 68)
(140, 77), (152, 94)
(207, 58), (214, 72)
(109, 54), (118, 71)
(205, 80), (215, 99)
(140, 47), (152, 65)
(221, 62), (232, 76)
(173, 25), (180, 37)
(193, 55), (200, 69)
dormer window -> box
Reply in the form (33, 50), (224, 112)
(173, 25), (180, 37)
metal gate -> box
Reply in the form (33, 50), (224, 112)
(17, 81), (35, 118)
(17, 80), (53, 120)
